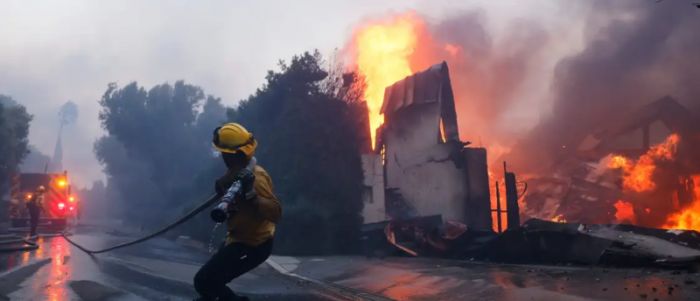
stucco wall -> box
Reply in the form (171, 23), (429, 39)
(361, 153), (386, 224)
(383, 103), (469, 222)
(361, 62), (492, 231)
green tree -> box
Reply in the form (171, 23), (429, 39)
(229, 51), (366, 254)
(94, 53), (368, 254)
(96, 81), (222, 224)
(0, 95), (32, 198)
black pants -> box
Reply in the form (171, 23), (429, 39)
(194, 239), (273, 300)
(28, 207), (40, 237)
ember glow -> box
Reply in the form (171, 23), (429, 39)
(352, 14), (421, 149)
(551, 214), (567, 223)
(608, 134), (680, 192)
(614, 200), (637, 224)
(665, 175), (700, 231)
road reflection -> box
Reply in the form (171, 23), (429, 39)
(382, 272), (424, 300)
(35, 236), (45, 259)
(0, 236), (73, 300)
(46, 237), (72, 301)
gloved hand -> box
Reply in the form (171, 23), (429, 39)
(215, 175), (233, 196)
(211, 168), (256, 223)
(211, 181), (241, 223)
(235, 168), (256, 202)
(214, 168), (256, 201)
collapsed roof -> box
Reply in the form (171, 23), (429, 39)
(578, 96), (697, 158)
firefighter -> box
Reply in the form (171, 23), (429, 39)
(194, 123), (282, 301)
(27, 185), (46, 238)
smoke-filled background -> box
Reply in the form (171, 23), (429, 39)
(509, 1), (700, 174)
(2, 0), (700, 252)
(0, 0), (582, 188)
(343, 1), (699, 165)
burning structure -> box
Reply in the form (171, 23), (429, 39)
(360, 62), (500, 255)
(349, 7), (700, 265)
(379, 62), (491, 231)
(521, 97), (700, 231)
(357, 65), (700, 267)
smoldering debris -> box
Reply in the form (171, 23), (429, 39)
(377, 218), (700, 269)
(520, 97), (700, 229)
(476, 219), (700, 268)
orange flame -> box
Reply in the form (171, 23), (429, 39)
(614, 200), (637, 223)
(605, 134), (700, 230)
(551, 214), (567, 223)
(352, 13), (421, 149)
(665, 175), (700, 231)
(608, 134), (680, 192)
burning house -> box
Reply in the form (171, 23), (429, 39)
(360, 62), (496, 255)
(358, 66), (700, 266)
(346, 6), (700, 266)
(521, 97), (700, 230)
(477, 98), (700, 267)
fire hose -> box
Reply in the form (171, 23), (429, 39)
(62, 193), (220, 254)
(62, 163), (252, 255)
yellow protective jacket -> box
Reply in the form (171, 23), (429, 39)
(225, 165), (281, 246)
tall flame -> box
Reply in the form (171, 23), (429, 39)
(353, 14), (420, 149)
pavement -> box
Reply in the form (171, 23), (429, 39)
(1, 222), (700, 301)
(271, 256), (700, 301)
(0, 224), (337, 301)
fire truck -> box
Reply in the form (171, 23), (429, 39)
(9, 171), (78, 232)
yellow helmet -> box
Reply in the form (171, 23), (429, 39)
(212, 123), (257, 159)
(37, 185), (46, 193)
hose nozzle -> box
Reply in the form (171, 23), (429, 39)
(210, 181), (242, 223)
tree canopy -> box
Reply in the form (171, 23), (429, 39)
(95, 51), (367, 254)
(229, 51), (366, 254)
(96, 81), (226, 222)
(0, 95), (32, 198)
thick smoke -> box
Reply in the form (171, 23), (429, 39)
(397, 2), (700, 172)
(506, 1), (700, 174)
(18, 145), (51, 173)
(432, 10), (549, 151)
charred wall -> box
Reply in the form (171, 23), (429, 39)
(371, 62), (493, 230)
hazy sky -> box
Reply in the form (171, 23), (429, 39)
(0, 0), (576, 187)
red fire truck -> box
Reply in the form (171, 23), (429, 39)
(10, 171), (78, 232)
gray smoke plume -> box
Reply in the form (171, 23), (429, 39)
(507, 0), (700, 173)
(432, 10), (549, 150)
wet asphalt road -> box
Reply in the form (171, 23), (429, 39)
(3, 225), (700, 300)
(0, 226), (333, 301)
(275, 255), (700, 301)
